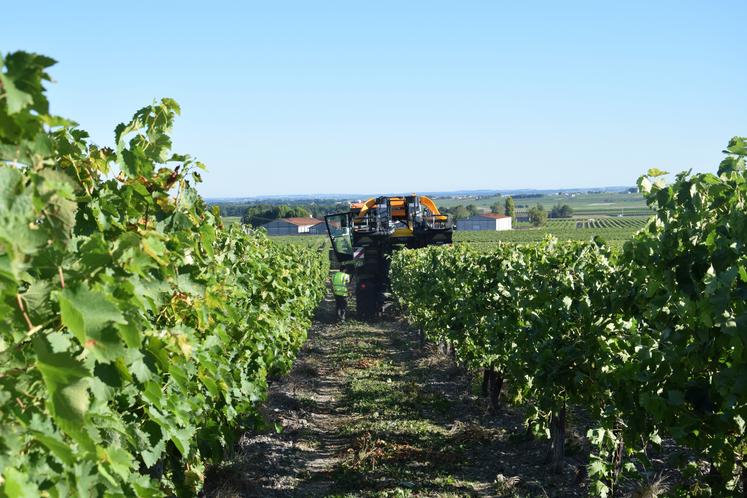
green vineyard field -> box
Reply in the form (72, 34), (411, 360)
(267, 235), (330, 251)
(453, 216), (648, 250)
(4, 46), (745, 497)
(391, 141), (747, 495)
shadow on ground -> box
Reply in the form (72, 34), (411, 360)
(203, 295), (588, 498)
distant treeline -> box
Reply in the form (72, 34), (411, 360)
(210, 199), (348, 226)
(441, 204), (480, 219)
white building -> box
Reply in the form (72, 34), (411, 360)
(261, 217), (323, 235)
(456, 213), (512, 231)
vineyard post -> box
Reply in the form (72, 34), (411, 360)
(487, 369), (503, 413)
(548, 405), (567, 473)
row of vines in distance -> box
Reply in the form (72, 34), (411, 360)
(392, 140), (747, 496)
(572, 217), (649, 229)
(0, 52), (328, 496)
(453, 226), (640, 251)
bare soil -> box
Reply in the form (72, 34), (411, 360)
(203, 296), (590, 497)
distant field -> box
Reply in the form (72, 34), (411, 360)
(436, 191), (650, 218)
(454, 215), (649, 251)
(269, 235), (329, 251)
(539, 217), (650, 230)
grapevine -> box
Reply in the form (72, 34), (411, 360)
(392, 139), (747, 495)
(0, 51), (327, 496)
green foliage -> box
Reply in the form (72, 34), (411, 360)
(504, 196), (515, 219)
(527, 203), (547, 227)
(443, 204), (470, 219)
(392, 137), (747, 495)
(391, 238), (618, 462)
(549, 203), (573, 218)
(269, 235), (329, 251)
(211, 199), (346, 220)
(613, 141), (747, 489)
(452, 217), (647, 252)
(0, 51), (327, 496)
(240, 204), (312, 226)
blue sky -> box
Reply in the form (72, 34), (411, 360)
(5, 1), (745, 197)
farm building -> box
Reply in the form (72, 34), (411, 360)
(261, 217), (324, 235)
(308, 221), (329, 235)
(456, 213), (512, 231)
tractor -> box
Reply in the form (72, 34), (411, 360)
(325, 195), (453, 318)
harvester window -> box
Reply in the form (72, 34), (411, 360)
(326, 213), (354, 256)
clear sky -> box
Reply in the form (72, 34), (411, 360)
(5, 1), (746, 198)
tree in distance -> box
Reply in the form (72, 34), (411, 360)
(448, 205), (471, 219)
(504, 196), (516, 227)
(242, 204), (311, 226)
(504, 196), (515, 217)
(549, 204), (574, 219)
(528, 203), (548, 227)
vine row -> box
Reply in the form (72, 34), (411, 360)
(391, 140), (747, 496)
(0, 51), (328, 496)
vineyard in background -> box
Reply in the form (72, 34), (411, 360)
(391, 140), (747, 496)
(0, 52), (327, 496)
(454, 217), (648, 251)
(268, 235), (330, 251)
(437, 190), (649, 213)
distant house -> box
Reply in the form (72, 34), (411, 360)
(456, 213), (512, 231)
(261, 217), (323, 235)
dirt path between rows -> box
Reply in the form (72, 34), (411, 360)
(204, 296), (588, 497)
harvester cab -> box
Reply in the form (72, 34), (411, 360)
(325, 195), (453, 318)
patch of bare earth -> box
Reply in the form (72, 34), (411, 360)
(203, 296), (589, 497)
